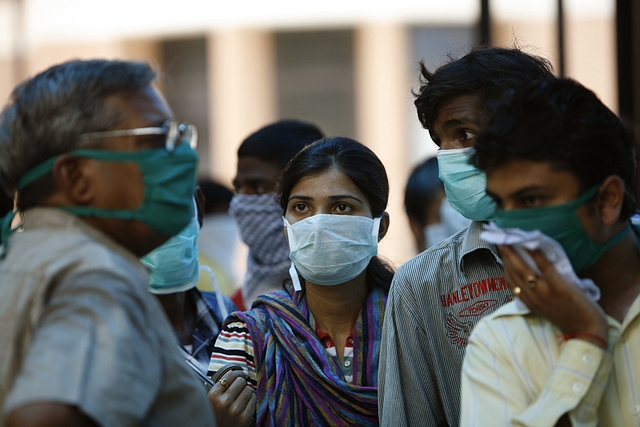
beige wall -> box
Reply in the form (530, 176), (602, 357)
(355, 23), (413, 267)
(207, 29), (277, 188)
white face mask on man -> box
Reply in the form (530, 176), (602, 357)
(437, 147), (496, 221)
(423, 198), (472, 248)
(283, 214), (381, 291)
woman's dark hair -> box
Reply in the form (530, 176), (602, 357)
(276, 136), (395, 290)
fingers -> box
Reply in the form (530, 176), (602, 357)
(211, 370), (249, 399)
(209, 370), (256, 427)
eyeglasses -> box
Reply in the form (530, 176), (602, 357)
(79, 120), (198, 151)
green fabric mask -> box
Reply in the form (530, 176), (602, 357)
(0, 143), (198, 257)
(495, 184), (630, 273)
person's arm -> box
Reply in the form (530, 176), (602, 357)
(379, 271), (443, 427)
(460, 246), (613, 427)
(6, 403), (99, 427)
(208, 320), (257, 427)
(460, 315), (612, 427)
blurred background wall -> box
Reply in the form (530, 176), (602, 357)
(0, 0), (626, 267)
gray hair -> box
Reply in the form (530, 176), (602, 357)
(0, 59), (156, 209)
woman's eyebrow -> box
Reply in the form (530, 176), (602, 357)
(288, 194), (313, 203)
(328, 194), (365, 205)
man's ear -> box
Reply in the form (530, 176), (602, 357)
(51, 155), (93, 204)
(597, 175), (625, 225)
(377, 211), (390, 242)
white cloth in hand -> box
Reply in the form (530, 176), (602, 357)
(481, 222), (600, 302)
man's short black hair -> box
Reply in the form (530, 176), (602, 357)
(472, 77), (637, 221)
(404, 156), (442, 224)
(237, 120), (324, 169)
(414, 46), (554, 142)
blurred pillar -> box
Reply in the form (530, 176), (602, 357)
(207, 29), (277, 186)
(10, 0), (26, 85)
(557, 0), (565, 77)
(616, 0), (640, 207)
(478, 0), (491, 46)
(354, 23), (412, 267)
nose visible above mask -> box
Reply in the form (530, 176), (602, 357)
(141, 216), (201, 294)
(437, 147), (496, 221)
(284, 214), (381, 290)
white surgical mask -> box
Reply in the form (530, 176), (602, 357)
(423, 199), (472, 248)
(141, 217), (201, 294)
(437, 147), (496, 221)
(283, 214), (381, 290)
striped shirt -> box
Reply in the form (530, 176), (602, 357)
(208, 322), (356, 386)
(379, 220), (512, 427)
(461, 296), (640, 426)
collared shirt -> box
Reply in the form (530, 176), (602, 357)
(460, 293), (640, 426)
(379, 221), (512, 427)
(186, 288), (237, 373)
(0, 208), (215, 427)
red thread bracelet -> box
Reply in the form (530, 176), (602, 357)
(558, 332), (608, 349)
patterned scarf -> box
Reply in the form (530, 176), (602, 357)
(229, 193), (290, 305)
(231, 285), (387, 426)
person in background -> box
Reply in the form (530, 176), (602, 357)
(404, 156), (470, 253)
(209, 137), (394, 426)
(0, 59), (216, 426)
(197, 179), (245, 300)
(230, 119), (324, 308)
(140, 190), (238, 376)
(461, 76), (640, 427)
(379, 47), (554, 427)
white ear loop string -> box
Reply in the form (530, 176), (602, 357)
(199, 265), (229, 320)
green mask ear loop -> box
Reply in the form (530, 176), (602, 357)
(0, 210), (17, 259)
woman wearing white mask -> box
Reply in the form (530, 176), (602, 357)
(208, 137), (394, 427)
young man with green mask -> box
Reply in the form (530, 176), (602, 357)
(0, 60), (217, 426)
(379, 47), (554, 427)
(461, 77), (640, 426)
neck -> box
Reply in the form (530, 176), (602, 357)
(584, 225), (640, 322)
(305, 272), (369, 358)
(155, 292), (195, 346)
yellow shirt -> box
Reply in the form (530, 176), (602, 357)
(461, 294), (640, 426)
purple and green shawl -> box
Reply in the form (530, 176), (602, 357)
(231, 285), (387, 426)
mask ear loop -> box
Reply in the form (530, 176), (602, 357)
(199, 265), (229, 320)
(289, 261), (302, 292)
(371, 216), (382, 242)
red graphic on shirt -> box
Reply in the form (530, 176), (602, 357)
(459, 299), (498, 317)
(439, 276), (507, 308)
(445, 313), (472, 348)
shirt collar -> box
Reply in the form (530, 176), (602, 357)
(458, 220), (502, 272)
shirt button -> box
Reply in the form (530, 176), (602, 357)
(572, 382), (584, 393)
(632, 404), (640, 415)
(344, 360), (351, 367)
(582, 353), (593, 364)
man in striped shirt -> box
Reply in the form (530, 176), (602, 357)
(379, 47), (554, 427)
(461, 77), (640, 426)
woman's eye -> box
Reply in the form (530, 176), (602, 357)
(293, 203), (308, 212)
(335, 203), (351, 213)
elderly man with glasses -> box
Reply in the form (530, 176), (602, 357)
(0, 60), (217, 427)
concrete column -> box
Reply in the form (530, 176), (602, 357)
(207, 29), (277, 186)
(354, 23), (413, 267)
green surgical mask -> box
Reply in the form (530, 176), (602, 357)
(495, 184), (630, 273)
(2, 143), (198, 253)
